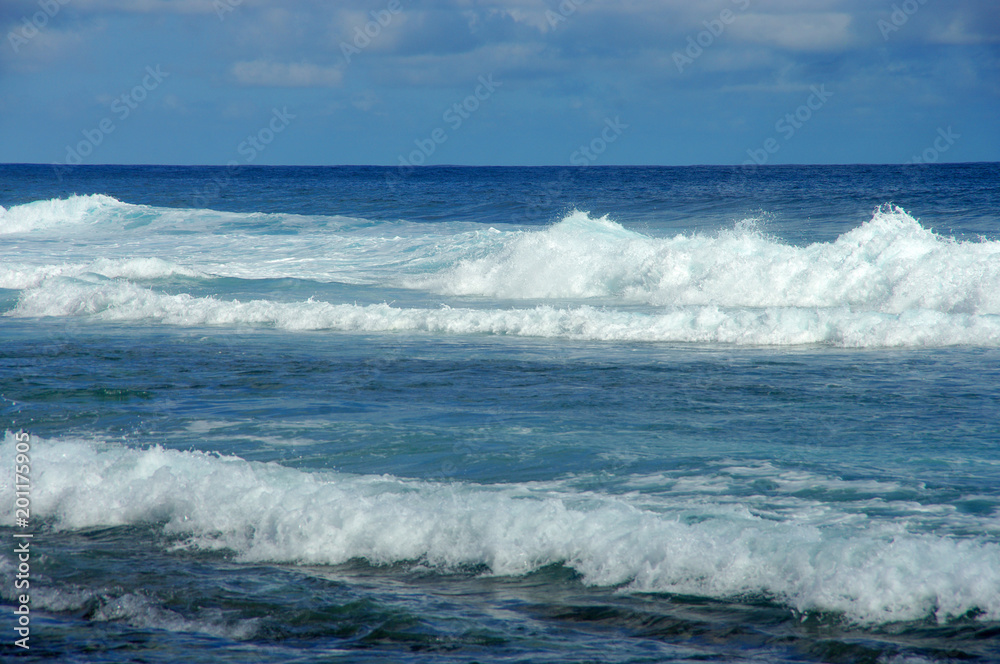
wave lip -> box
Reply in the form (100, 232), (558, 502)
(3, 432), (999, 625)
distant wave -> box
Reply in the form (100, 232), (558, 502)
(10, 278), (1000, 347)
(0, 258), (205, 290)
(3, 432), (999, 625)
(0, 194), (137, 234)
(8, 197), (998, 316)
(5, 197), (1000, 346)
(0, 194), (371, 236)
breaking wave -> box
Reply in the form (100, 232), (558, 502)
(3, 433), (998, 625)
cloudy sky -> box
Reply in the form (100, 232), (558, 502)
(2, 0), (998, 166)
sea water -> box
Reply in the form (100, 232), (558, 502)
(1, 163), (999, 662)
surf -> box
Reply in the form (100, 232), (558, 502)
(419, 206), (1000, 315)
(5, 197), (1000, 346)
(3, 432), (999, 625)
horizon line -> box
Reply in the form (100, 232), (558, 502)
(3, 161), (997, 169)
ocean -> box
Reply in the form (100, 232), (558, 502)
(1, 163), (999, 663)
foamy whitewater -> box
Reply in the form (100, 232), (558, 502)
(6, 432), (1000, 625)
(4, 194), (1000, 348)
(2, 164), (999, 663)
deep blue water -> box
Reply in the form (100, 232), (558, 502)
(2, 163), (1000, 663)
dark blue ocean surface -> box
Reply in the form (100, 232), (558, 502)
(2, 164), (1000, 663)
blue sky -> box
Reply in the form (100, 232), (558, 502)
(2, 0), (998, 166)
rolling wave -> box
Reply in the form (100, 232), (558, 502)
(5, 196), (1000, 346)
(3, 432), (998, 625)
(0, 194), (129, 234)
(416, 207), (1000, 314)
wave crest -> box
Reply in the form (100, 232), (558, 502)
(4, 433), (999, 625)
(0, 194), (135, 235)
(420, 206), (1000, 315)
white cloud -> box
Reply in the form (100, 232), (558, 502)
(1, 26), (94, 73)
(930, 14), (1000, 45)
(70, 0), (219, 13)
(729, 12), (855, 51)
(231, 59), (343, 87)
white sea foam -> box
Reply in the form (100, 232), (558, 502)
(0, 195), (485, 285)
(5, 198), (1000, 346)
(8, 197), (999, 316)
(10, 278), (1000, 347)
(2, 432), (998, 625)
(0, 258), (205, 290)
(420, 207), (1000, 314)
(0, 194), (135, 234)
(87, 257), (205, 280)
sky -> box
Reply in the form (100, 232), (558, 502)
(1, 0), (998, 166)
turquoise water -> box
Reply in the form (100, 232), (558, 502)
(2, 164), (1000, 662)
